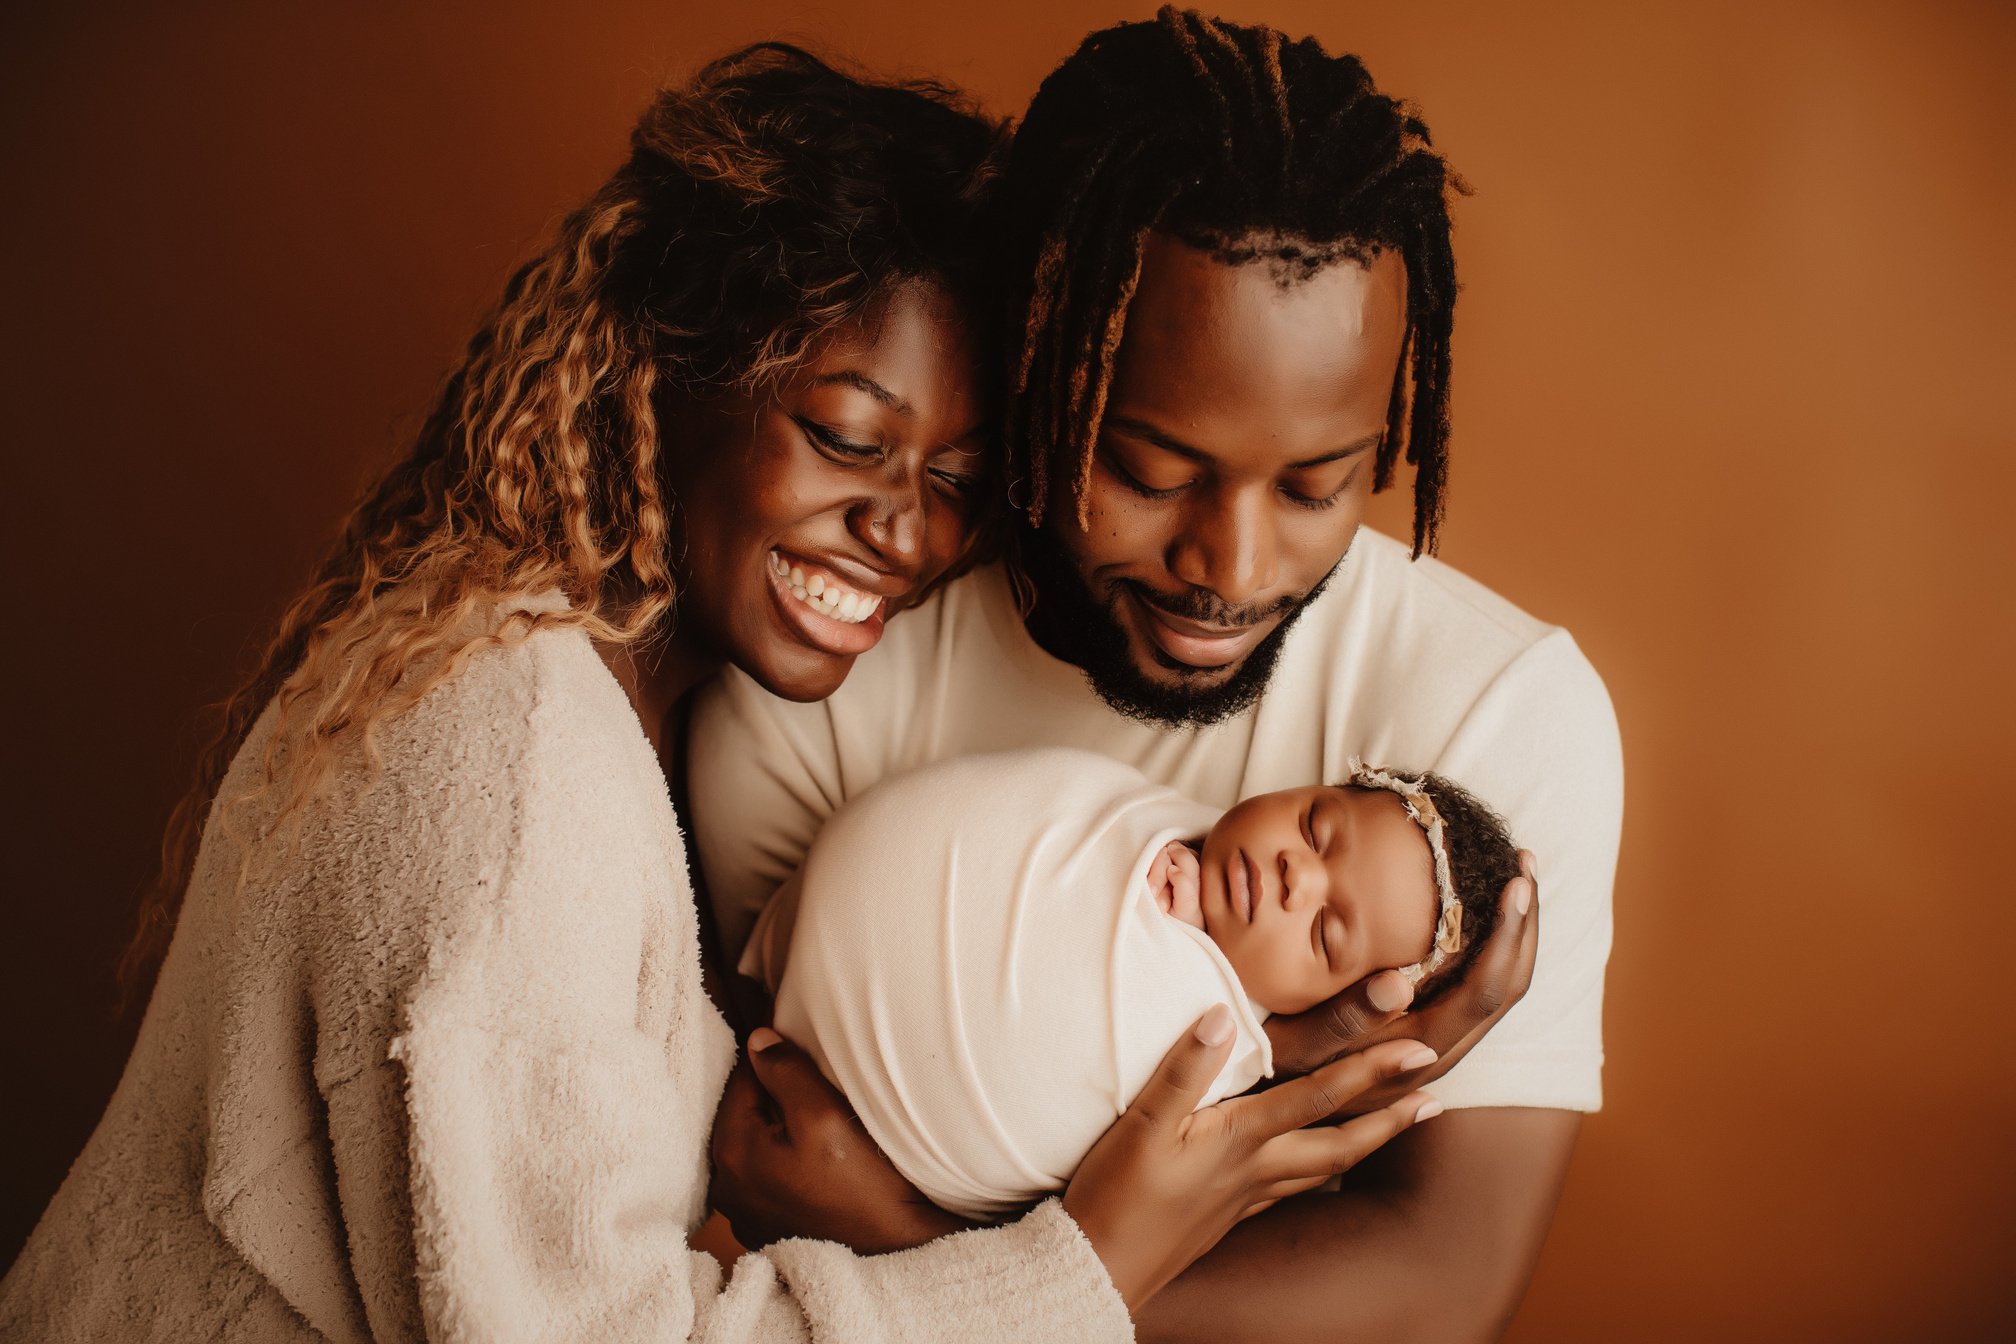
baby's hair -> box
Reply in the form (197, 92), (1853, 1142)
(1349, 771), (1519, 1005)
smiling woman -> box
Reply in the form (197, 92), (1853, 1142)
(0, 42), (1165, 1344)
(660, 281), (990, 700)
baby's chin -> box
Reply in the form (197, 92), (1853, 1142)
(1254, 988), (1330, 1017)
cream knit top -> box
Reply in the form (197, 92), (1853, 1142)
(0, 617), (1132, 1343)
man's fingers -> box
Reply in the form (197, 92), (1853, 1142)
(744, 1030), (852, 1135)
(709, 1058), (778, 1178)
(1263, 970), (1413, 1073)
(1238, 1039), (1435, 1137)
(1469, 873), (1538, 1021)
(1513, 868), (1540, 985)
(1126, 1004), (1239, 1130)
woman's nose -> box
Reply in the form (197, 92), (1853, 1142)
(848, 478), (926, 575)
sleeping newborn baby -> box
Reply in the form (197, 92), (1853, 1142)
(737, 747), (1518, 1220)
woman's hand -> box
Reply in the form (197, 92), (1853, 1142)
(709, 1027), (971, 1254)
(1063, 1004), (1442, 1312)
(1263, 853), (1540, 1105)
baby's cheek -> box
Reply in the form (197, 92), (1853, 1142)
(1228, 942), (1322, 1017)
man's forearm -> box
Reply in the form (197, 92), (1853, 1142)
(1134, 1108), (1581, 1344)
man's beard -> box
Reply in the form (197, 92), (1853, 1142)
(1016, 530), (1343, 730)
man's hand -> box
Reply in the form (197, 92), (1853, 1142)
(1263, 853), (1540, 1106)
(709, 1028), (971, 1253)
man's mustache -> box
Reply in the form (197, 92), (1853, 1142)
(1115, 578), (1300, 629)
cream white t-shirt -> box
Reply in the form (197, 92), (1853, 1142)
(688, 528), (1622, 1112)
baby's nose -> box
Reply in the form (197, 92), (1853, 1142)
(1281, 850), (1326, 906)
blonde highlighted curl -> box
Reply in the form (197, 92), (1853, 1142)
(124, 44), (1004, 994)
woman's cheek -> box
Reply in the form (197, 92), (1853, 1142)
(922, 506), (974, 580)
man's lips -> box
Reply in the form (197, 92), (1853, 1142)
(1125, 587), (1276, 670)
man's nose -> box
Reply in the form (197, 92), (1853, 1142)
(1166, 484), (1278, 607)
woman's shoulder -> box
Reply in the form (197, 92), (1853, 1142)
(372, 608), (647, 787)
(205, 609), (681, 1009)
(219, 608), (663, 897)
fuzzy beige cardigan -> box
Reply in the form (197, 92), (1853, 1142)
(0, 619), (1132, 1343)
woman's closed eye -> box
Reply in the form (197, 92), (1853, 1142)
(929, 467), (978, 503)
(927, 449), (985, 503)
(794, 415), (883, 463)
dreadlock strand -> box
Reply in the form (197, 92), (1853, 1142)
(1071, 223), (1153, 529)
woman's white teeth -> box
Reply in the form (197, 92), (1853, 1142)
(771, 551), (883, 624)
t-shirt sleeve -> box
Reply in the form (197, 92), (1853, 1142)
(687, 670), (852, 960)
(1424, 629), (1622, 1112)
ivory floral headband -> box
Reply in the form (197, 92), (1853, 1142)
(1345, 760), (1463, 985)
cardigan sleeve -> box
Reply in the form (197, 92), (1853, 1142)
(385, 1012), (1131, 1344)
(308, 628), (1132, 1344)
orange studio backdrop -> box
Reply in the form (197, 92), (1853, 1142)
(3, 3), (2010, 1339)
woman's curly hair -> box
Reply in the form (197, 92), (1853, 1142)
(123, 44), (1005, 993)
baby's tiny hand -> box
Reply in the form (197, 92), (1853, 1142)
(1149, 841), (1204, 930)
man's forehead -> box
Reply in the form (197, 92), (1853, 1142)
(1104, 232), (1407, 457)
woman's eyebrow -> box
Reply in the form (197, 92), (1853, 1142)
(811, 369), (911, 414)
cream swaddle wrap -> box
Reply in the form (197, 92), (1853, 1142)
(741, 748), (1273, 1220)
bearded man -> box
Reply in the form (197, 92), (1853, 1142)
(692, 11), (1622, 1340)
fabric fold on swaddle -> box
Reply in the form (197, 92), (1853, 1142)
(746, 747), (1272, 1220)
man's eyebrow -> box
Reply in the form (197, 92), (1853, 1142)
(1105, 415), (1381, 469)
(810, 370), (910, 414)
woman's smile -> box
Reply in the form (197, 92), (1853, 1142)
(661, 281), (987, 702)
(765, 549), (893, 656)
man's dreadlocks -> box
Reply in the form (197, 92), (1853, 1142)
(1000, 6), (1465, 556)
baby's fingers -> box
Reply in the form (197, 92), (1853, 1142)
(1260, 1092), (1443, 1189)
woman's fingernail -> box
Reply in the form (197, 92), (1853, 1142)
(1399, 1045), (1438, 1071)
(1414, 1098), (1445, 1122)
(1521, 853), (1539, 882)
(1368, 974), (1414, 1013)
(748, 1028), (782, 1054)
(1197, 1003), (1235, 1046)
(1514, 879), (1533, 917)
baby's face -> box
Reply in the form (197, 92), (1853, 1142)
(1196, 785), (1437, 1015)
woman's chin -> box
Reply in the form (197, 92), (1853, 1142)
(741, 648), (856, 703)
